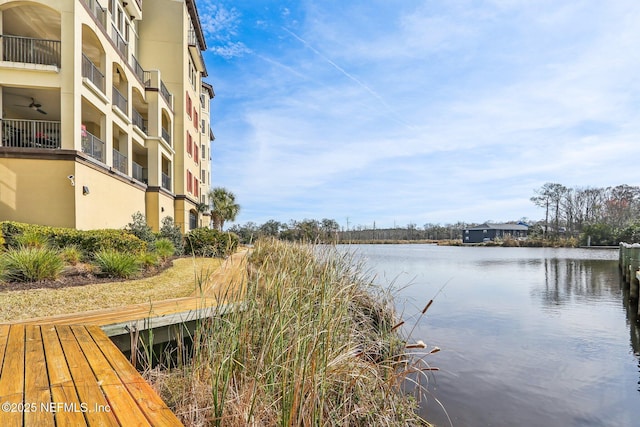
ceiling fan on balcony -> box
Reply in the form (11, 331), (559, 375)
(15, 98), (47, 115)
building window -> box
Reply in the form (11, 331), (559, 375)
(201, 144), (206, 159)
(201, 119), (206, 134)
(187, 170), (192, 193)
(201, 169), (206, 182)
(189, 211), (197, 230)
(186, 92), (192, 118)
(194, 110), (198, 128)
(194, 177), (199, 197)
(193, 144), (198, 164)
(186, 132), (192, 156)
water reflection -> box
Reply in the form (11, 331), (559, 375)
(347, 245), (640, 427)
(534, 258), (622, 307)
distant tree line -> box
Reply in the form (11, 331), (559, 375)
(228, 219), (474, 244)
(228, 219), (341, 244)
(530, 182), (640, 245)
(226, 183), (640, 246)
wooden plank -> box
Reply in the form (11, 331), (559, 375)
(17, 297), (220, 327)
(40, 325), (88, 427)
(24, 325), (54, 427)
(70, 326), (151, 427)
(0, 324), (11, 374)
(86, 325), (183, 426)
(101, 301), (243, 337)
(57, 325), (119, 427)
(0, 325), (25, 427)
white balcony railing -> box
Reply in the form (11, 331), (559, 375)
(1, 119), (61, 149)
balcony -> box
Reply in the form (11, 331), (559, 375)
(111, 25), (128, 58)
(1, 35), (61, 67)
(131, 56), (149, 87)
(161, 127), (171, 145)
(112, 148), (127, 174)
(161, 173), (171, 191)
(83, 0), (106, 28)
(81, 130), (105, 162)
(160, 81), (172, 106)
(112, 86), (128, 114)
(132, 108), (147, 133)
(1, 119), (60, 149)
(82, 54), (105, 93)
(132, 161), (146, 183)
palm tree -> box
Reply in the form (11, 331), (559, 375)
(208, 187), (240, 231)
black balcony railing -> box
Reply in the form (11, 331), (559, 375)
(160, 81), (172, 105)
(161, 173), (171, 191)
(2, 35), (61, 67)
(81, 130), (105, 162)
(111, 25), (128, 58)
(112, 86), (128, 114)
(112, 148), (127, 174)
(1, 119), (61, 149)
(161, 127), (171, 145)
(132, 108), (148, 133)
(131, 55), (150, 86)
(83, 0), (106, 28)
(82, 54), (105, 92)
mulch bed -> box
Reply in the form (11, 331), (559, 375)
(0, 258), (175, 292)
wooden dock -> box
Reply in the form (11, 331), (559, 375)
(0, 249), (250, 426)
(0, 324), (182, 426)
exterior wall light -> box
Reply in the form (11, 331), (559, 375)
(82, 186), (90, 195)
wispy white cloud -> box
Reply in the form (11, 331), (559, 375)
(209, 42), (252, 59)
(205, 0), (640, 227)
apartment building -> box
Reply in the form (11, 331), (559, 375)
(0, 0), (215, 232)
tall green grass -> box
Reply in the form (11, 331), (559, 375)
(148, 239), (433, 426)
(93, 249), (141, 278)
(0, 246), (64, 282)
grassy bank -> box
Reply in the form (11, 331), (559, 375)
(147, 238), (432, 426)
(0, 257), (222, 321)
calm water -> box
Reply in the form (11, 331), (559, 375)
(346, 244), (640, 427)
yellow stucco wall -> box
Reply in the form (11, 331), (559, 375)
(73, 162), (146, 230)
(0, 157), (76, 228)
(146, 190), (175, 231)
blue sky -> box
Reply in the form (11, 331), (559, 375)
(198, 0), (640, 229)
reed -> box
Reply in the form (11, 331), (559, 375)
(148, 239), (433, 426)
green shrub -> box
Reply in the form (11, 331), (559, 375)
(126, 212), (156, 248)
(0, 246), (64, 282)
(158, 216), (183, 255)
(14, 230), (50, 248)
(184, 228), (238, 257)
(78, 230), (147, 254)
(60, 245), (83, 265)
(0, 222), (147, 255)
(154, 238), (175, 260)
(138, 251), (160, 269)
(93, 249), (141, 278)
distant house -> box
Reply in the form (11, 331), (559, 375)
(463, 223), (529, 243)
